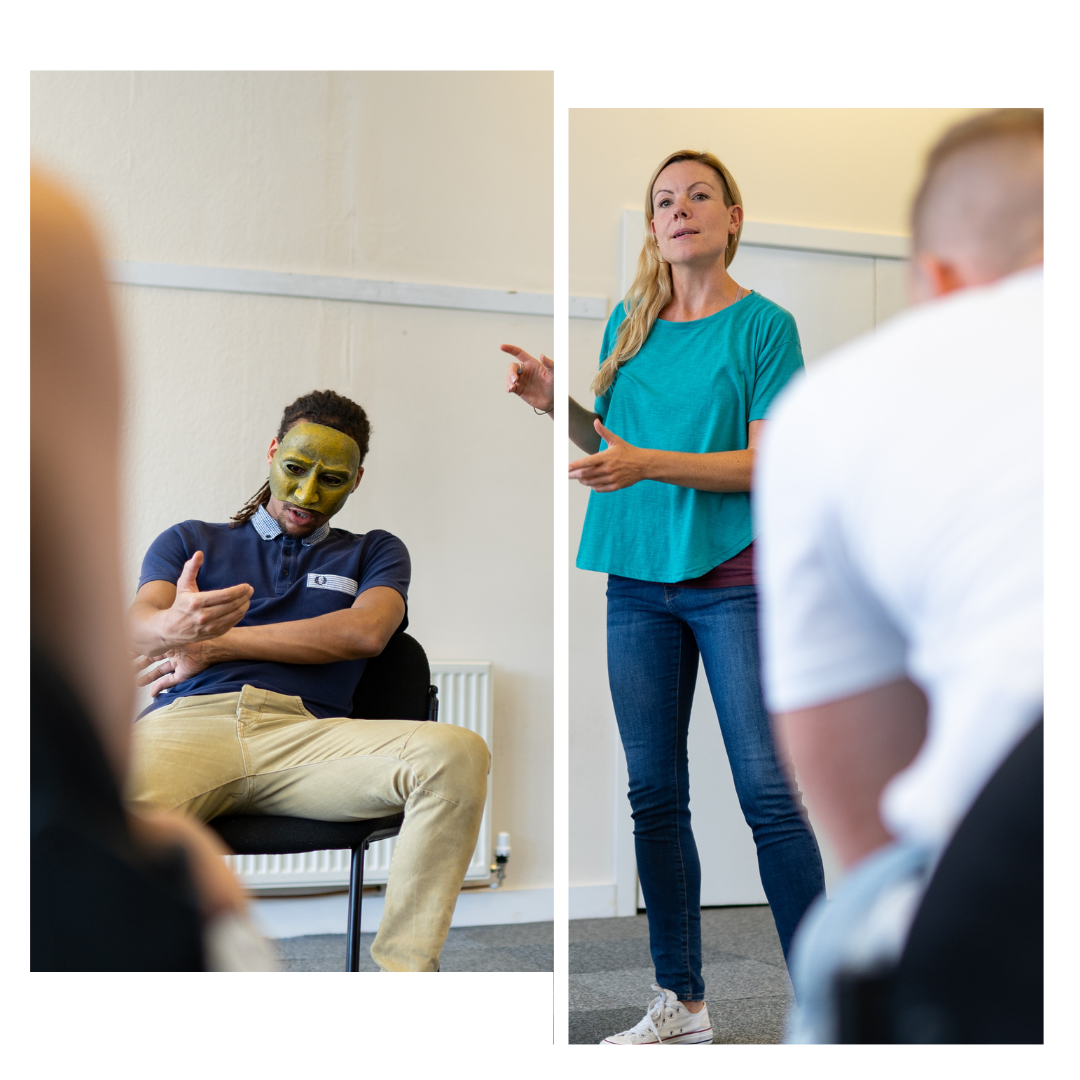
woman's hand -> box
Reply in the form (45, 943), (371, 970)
(502, 343), (554, 414)
(568, 420), (651, 492)
(571, 419), (766, 494)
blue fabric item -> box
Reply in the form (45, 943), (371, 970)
(137, 516), (410, 719)
(785, 840), (934, 1043)
(606, 575), (825, 999)
(577, 293), (804, 582)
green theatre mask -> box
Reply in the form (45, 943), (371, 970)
(268, 421), (362, 524)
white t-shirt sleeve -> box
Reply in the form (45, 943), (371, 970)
(756, 381), (908, 713)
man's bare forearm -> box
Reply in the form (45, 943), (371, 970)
(202, 600), (403, 665)
(569, 396), (602, 454)
(127, 601), (184, 656)
(775, 678), (929, 869)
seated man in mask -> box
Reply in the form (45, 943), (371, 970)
(127, 391), (490, 972)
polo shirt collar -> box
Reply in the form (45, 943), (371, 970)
(251, 503), (330, 547)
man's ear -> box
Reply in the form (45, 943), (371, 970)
(911, 252), (968, 302)
(352, 466), (365, 492)
(266, 437), (280, 469)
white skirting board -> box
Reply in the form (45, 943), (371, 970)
(252, 886), (554, 939)
(568, 884), (620, 920)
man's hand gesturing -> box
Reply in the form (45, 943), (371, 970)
(127, 551), (253, 694)
(127, 550), (254, 660)
(161, 551), (253, 645)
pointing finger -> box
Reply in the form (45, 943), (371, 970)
(500, 343), (534, 363)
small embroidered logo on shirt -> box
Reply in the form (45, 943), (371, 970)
(306, 572), (359, 596)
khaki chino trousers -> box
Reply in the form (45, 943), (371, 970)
(127, 686), (490, 971)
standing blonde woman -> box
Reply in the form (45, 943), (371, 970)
(569, 150), (824, 1043)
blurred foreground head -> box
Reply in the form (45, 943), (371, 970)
(31, 169), (132, 776)
(911, 109), (1043, 299)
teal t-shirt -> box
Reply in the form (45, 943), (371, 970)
(576, 291), (804, 582)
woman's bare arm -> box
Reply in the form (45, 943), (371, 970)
(569, 396), (602, 454)
(501, 342), (603, 453)
(569, 419), (765, 493)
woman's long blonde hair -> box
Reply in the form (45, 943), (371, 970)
(592, 150), (744, 397)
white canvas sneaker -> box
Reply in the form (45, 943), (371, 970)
(600, 985), (713, 1044)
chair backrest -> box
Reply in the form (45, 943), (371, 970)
(351, 632), (437, 722)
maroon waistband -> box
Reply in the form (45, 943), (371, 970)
(668, 541), (756, 589)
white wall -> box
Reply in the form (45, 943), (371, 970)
(31, 71), (554, 893)
(568, 108), (978, 904)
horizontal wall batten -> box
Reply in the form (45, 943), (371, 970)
(108, 260), (556, 318)
(569, 295), (608, 320)
(739, 221), (910, 260)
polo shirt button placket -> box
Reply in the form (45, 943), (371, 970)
(282, 538), (293, 585)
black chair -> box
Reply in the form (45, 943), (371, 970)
(209, 632), (438, 971)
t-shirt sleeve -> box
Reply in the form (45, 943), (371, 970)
(755, 385), (908, 712)
(356, 531), (412, 603)
(593, 303), (628, 421)
(749, 309), (805, 422)
(138, 524), (196, 591)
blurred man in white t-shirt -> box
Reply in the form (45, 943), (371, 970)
(756, 109), (1043, 1043)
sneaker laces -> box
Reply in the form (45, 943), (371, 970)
(620, 985), (678, 1042)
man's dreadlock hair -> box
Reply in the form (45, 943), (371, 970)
(230, 390), (371, 528)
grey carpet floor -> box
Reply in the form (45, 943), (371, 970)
(275, 919), (553, 972)
(570, 906), (792, 1044)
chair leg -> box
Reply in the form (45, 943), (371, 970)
(346, 842), (367, 972)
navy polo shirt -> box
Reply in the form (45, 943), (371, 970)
(137, 504), (411, 719)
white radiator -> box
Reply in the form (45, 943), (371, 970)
(223, 662), (493, 894)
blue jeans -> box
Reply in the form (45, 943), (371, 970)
(607, 577), (826, 1000)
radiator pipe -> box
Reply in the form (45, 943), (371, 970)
(489, 832), (511, 889)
